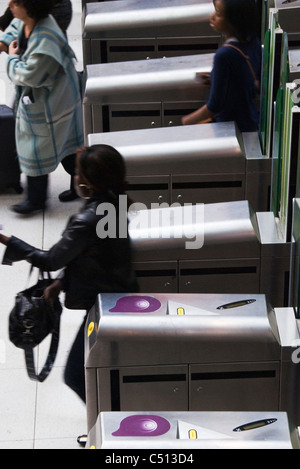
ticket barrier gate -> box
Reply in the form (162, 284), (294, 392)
(289, 198), (300, 317)
(274, 1), (300, 48)
(127, 200), (289, 308)
(87, 411), (300, 449)
(83, 52), (214, 134)
(87, 122), (269, 213)
(83, 0), (220, 65)
(85, 293), (300, 432)
(289, 49), (300, 80)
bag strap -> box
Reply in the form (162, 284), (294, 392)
(223, 43), (260, 90)
(24, 320), (60, 383)
(26, 265), (52, 289)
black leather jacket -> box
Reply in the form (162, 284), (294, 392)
(2, 194), (138, 310)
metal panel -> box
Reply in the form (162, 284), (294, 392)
(178, 258), (260, 294)
(88, 411), (297, 449)
(171, 173), (245, 205)
(100, 365), (189, 412)
(85, 293), (281, 369)
(289, 49), (300, 80)
(256, 211), (292, 306)
(189, 362), (280, 412)
(127, 175), (171, 207)
(133, 260), (178, 293)
(87, 36), (220, 64)
(108, 103), (162, 132)
(87, 122), (244, 176)
(130, 201), (260, 263)
(83, 53), (214, 105)
(83, 0), (216, 39)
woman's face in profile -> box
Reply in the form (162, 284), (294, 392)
(210, 0), (231, 36)
(8, 0), (28, 22)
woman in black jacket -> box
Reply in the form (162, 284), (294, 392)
(0, 144), (138, 402)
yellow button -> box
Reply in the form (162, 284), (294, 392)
(177, 307), (185, 315)
(189, 429), (197, 439)
(88, 322), (95, 337)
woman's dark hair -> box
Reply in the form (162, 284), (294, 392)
(217, 0), (260, 42)
(79, 145), (127, 197)
(19, 0), (55, 20)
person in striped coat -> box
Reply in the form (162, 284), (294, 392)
(1, 0), (83, 214)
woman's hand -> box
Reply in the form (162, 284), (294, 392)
(0, 234), (10, 245)
(195, 72), (211, 86)
(8, 40), (19, 55)
(44, 279), (63, 305)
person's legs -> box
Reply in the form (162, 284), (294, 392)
(64, 315), (86, 403)
(11, 174), (48, 214)
(59, 153), (78, 202)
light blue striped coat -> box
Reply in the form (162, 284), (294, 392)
(2, 15), (84, 176)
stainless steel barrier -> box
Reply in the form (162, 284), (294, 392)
(87, 411), (300, 449)
(127, 200), (288, 308)
(289, 49), (300, 80)
(83, 53), (213, 133)
(274, 2), (300, 47)
(83, 0), (221, 65)
(85, 293), (300, 431)
(87, 122), (270, 212)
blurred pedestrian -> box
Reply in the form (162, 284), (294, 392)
(1, 0), (83, 214)
(182, 0), (261, 132)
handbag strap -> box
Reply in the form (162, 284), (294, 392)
(26, 265), (52, 289)
(24, 321), (60, 383)
(223, 43), (259, 89)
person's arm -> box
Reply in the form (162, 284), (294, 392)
(7, 47), (61, 88)
(1, 213), (95, 272)
(0, 42), (8, 53)
(0, 232), (64, 304)
(182, 49), (230, 125)
(0, 17), (19, 50)
(0, 233), (9, 245)
(181, 104), (215, 125)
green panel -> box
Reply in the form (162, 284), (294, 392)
(278, 86), (295, 239)
(271, 87), (284, 216)
(259, 29), (271, 154)
(270, 32), (290, 216)
(259, 11), (281, 156)
(280, 32), (289, 87)
(292, 199), (300, 318)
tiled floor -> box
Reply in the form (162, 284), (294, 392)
(0, 0), (87, 449)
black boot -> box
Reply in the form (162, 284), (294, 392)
(59, 175), (78, 202)
(11, 200), (46, 215)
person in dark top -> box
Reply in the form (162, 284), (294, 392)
(0, 0), (72, 35)
(0, 144), (139, 403)
(182, 0), (261, 132)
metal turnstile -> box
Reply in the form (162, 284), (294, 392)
(289, 49), (300, 80)
(289, 198), (300, 316)
(274, 1), (300, 48)
(87, 122), (270, 212)
(85, 293), (300, 431)
(83, 0), (221, 65)
(87, 411), (300, 449)
(125, 200), (289, 307)
(83, 53), (213, 133)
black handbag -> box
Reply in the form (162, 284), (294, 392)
(9, 268), (62, 382)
